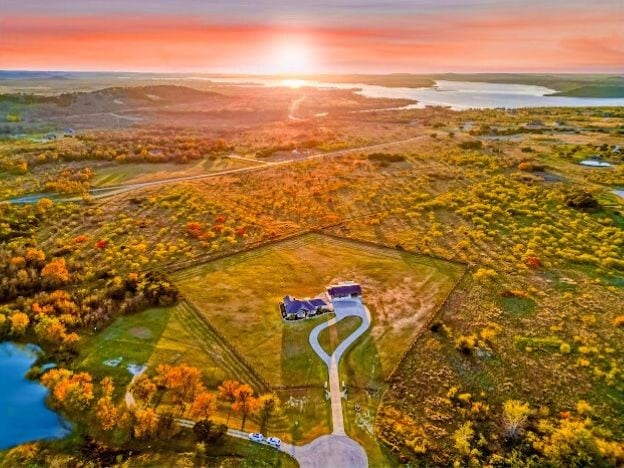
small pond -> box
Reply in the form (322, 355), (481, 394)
(0, 342), (70, 450)
(579, 159), (612, 167)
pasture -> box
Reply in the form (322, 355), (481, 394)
(168, 232), (465, 388)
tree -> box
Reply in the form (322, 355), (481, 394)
(9, 312), (29, 335)
(257, 393), (281, 434)
(157, 411), (179, 439)
(96, 395), (119, 431)
(503, 400), (531, 439)
(132, 374), (157, 403)
(193, 419), (227, 444)
(96, 376), (118, 431)
(193, 419), (214, 442)
(191, 391), (217, 420)
(41, 258), (70, 285)
(218, 380), (241, 424)
(25, 248), (45, 265)
(232, 384), (259, 431)
(156, 364), (204, 406)
(41, 369), (94, 412)
(454, 421), (475, 457)
(133, 408), (159, 439)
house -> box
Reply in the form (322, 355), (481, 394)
(327, 281), (362, 300)
(280, 295), (331, 320)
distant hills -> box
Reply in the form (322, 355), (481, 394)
(1, 71), (623, 98)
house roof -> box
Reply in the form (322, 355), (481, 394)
(327, 283), (362, 297)
(283, 295), (328, 315)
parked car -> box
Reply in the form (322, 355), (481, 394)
(266, 436), (281, 449)
(249, 433), (264, 443)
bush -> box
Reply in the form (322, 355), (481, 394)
(458, 140), (483, 150)
(564, 190), (599, 210)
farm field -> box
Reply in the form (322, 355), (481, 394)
(168, 233), (464, 388)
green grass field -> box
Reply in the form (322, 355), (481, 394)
(76, 306), (172, 396)
(169, 233), (465, 388)
(318, 316), (362, 356)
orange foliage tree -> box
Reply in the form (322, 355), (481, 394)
(232, 384), (259, 431)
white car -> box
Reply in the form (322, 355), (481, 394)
(249, 433), (264, 443)
(266, 436), (281, 449)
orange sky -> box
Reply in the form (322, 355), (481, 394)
(1, 2), (623, 73)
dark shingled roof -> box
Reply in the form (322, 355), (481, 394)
(327, 283), (362, 297)
(283, 295), (328, 315)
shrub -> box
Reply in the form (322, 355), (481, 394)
(455, 334), (477, 355)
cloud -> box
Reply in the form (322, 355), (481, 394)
(1, 5), (622, 72)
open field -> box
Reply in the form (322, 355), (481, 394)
(169, 232), (464, 388)
(77, 306), (172, 394)
(91, 156), (256, 187)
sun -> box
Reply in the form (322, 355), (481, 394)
(271, 40), (314, 75)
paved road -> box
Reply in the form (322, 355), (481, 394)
(123, 365), (147, 409)
(83, 135), (426, 199)
(7, 135), (425, 204)
(309, 299), (371, 435)
(227, 428), (367, 468)
(222, 301), (372, 467)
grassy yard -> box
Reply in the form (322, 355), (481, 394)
(317, 315), (362, 356)
(76, 306), (172, 396)
(169, 233), (464, 387)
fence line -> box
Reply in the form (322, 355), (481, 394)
(181, 298), (273, 393)
(384, 266), (470, 383)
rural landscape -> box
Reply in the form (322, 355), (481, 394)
(1, 1), (624, 467)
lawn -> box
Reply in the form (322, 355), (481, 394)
(169, 233), (465, 387)
(317, 315), (362, 356)
(76, 306), (173, 396)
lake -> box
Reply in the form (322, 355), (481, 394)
(0, 342), (70, 450)
(195, 77), (624, 110)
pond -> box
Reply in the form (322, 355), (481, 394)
(579, 159), (612, 167)
(0, 342), (70, 450)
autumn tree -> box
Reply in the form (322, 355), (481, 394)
(133, 408), (159, 439)
(257, 393), (281, 434)
(218, 380), (241, 424)
(156, 364), (204, 407)
(25, 247), (45, 265)
(41, 369), (95, 412)
(191, 391), (217, 420)
(9, 312), (29, 336)
(41, 258), (70, 285)
(502, 400), (531, 439)
(232, 384), (259, 431)
(96, 377), (118, 431)
(132, 374), (157, 404)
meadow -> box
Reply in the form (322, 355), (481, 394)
(167, 232), (464, 388)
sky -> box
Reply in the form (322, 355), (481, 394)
(1, 0), (623, 73)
